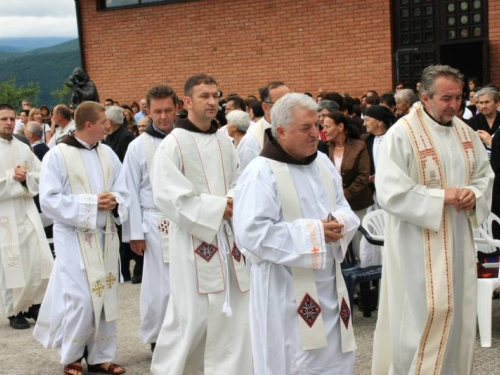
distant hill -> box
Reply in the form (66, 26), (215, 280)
(0, 38), (81, 107)
(0, 45), (23, 53)
(0, 37), (75, 52)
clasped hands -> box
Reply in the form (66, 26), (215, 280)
(444, 188), (475, 212)
(223, 197), (233, 220)
(223, 197), (343, 243)
(13, 165), (27, 182)
(98, 191), (117, 211)
(322, 214), (344, 243)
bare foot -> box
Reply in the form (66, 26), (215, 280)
(93, 362), (126, 374)
(63, 361), (83, 375)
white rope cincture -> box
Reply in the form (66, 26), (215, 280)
(218, 221), (233, 317)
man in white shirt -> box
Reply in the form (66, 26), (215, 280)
(121, 85), (179, 352)
(47, 105), (75, 148)
(237, 81), (290, 170)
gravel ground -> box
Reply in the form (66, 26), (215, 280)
(1, 280), (499, 374)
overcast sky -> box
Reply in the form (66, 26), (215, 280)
(0, 0), (78, 38)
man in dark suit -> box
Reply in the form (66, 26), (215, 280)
(25, 121), (50, 161)
(103, 106), (135, 162)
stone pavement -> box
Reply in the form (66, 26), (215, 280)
(0, 281), (499, 375)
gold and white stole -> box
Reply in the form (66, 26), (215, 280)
(402, 102), (474, 374)
(141, 133), (170, 263)
(316, 159), (357, 353)
(268, 158), (356, 352)
(170, 129), (249, 294)
(247, 117), (270, 150)
(0, 139), (52, 290)
(58, 143), (120, 331)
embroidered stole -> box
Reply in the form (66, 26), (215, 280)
(268, 159), (356, 352)
(170, 129), (249, 294)
(247, 117), (269, 150)
(316, 159), (357, 353)
(59, 144), (120, 331)
(141, 133), (170, 263)
(0, 139), (52, 289)
(402, 102), (475, 374)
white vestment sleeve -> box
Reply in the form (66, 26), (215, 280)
(39, 149), (98, 230)
(375, 126), (445, 232)
(237, 133), (260, 171)
(24, 150), (41, 197)
(464, 132), (494, 228)
(322, 157), (361, 262)
(226, 140), (241, 198)
(151, 137), (227, 244)
(107, 147), (129, 225)
(0, 169), (26, 201)
(120, 144), (143, 241)
(0, 145), (39, 201)
(234, 174), (327, 269)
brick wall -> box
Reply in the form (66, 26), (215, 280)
(78, 0), (394, 103)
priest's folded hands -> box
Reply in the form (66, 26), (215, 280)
(13, 165), (27, 182)
(223, 197), (233, 220)
(321, 218), (345, 243)
(97, 191), (117, 211)
(444, 187), (476, 211)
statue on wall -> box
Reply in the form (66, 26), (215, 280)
(65, 67), (100, 106)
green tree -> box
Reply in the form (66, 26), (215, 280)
(0, 78), (40, 110)
(50, 83), (72, 106)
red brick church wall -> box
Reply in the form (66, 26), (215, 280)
(77, 0), (394, 102)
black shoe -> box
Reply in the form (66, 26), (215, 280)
(123, 275), (131, 282)
(24, 304), (41, 322)
(131, 275), (142, 284)
(150, 343), (156, 353)
(8, 313), (30, 330)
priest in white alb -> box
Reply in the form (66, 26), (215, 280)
(121, 85), (179, 352)
(34, 101), (129, 375)
(372, 65), (494, 375)
(236, 81), (289, 170)
(234, 93), (359, 375)
(0, 103), (53, 330)
(150, 74), (252, 375)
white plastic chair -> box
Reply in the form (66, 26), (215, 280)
(474, 213), (500, 348)
(358, 209), (385, 269)
(360, 209), (386, 245)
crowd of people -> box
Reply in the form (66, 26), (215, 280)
(0, 64), (497, 375)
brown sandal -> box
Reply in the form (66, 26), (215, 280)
(88, 363), (126, 374)
(63, 362), (83, 375)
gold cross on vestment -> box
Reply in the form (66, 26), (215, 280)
(92, 280), (105, 297)
(106, 272), (117, 289)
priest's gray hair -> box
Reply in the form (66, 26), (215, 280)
(476, 87), (499, 103)
(226, 110), (251, 133)
(105, 106), (124, 125)
(420, 65), (464, 99)
(394, 88), (416, 104)
(26, 121), (44, 138)
(271, 93), (318, 138)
